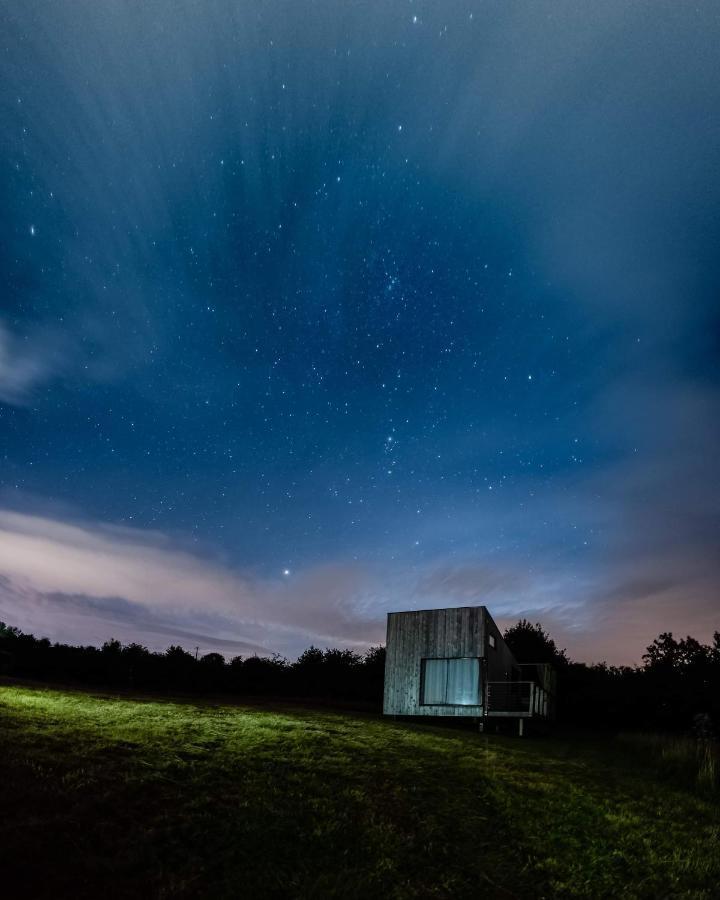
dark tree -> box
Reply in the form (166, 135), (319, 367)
(165, 645), (197, 689)
(361, 645), (386, 699)
(293, 646), (325, 696)
(503, 619), (569, 667)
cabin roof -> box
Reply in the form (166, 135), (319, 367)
(387, 604), (490, 616)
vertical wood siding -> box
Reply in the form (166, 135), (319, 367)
(383, 606), (487, 716)
(485, 616), (517, 682)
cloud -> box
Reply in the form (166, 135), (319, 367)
(0, 322), (58, 405)
(0, 508), (388, 657)
(0, 496), (717, 665)
(0, 575), (271, 657)
(0, 509), (244, 616)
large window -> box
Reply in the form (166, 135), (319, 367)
(421, 657), (481, 706)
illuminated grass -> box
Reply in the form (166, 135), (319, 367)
(1, 684), (718, 898)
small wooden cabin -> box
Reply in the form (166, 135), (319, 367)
(383, 606), (554, 731)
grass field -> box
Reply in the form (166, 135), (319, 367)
(1, 683), (718, 899)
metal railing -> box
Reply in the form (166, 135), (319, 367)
(486, 680), (548, 716)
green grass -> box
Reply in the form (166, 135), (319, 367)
(1, 684), (718, 899)
(617, 732), (719, 793)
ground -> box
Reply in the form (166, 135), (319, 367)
(0, 683), (718, 899)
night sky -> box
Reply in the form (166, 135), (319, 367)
(1, 1), (718, 663)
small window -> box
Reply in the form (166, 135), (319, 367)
(421, 657), (481, 705)
(488, 634), (496, 650)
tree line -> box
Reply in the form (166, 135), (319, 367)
(0, 624), (385, 704)
(1, 619), (718, 733)
(504, 620), (719, 735)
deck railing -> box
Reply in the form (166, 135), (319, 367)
(486, 680), (548, 717)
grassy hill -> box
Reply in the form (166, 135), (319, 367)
(1, 683), (718, 898)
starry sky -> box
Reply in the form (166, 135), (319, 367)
(1, 1), (719, 663)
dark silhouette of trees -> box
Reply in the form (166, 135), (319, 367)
(640, 632), (720, 732)
(503, 619), (569, 668)
(293, 647), (368, 698)
(0, 622), (386, 702)
(360, 644), (386, 699)
(293, 646), (326, 696)
(230, 653), (289, 695)
(502, 623), (719, 733)
(165, 645), (196, 689)
(1, 616), (717, 733)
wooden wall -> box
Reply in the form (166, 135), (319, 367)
(383, 606), (487, 716)
(485, 614), (518, 682)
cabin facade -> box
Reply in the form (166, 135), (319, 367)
(383, 606), (554, 730)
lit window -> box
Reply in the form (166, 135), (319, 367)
(489, 634), (496, 649)
(422, 658), (480, 705)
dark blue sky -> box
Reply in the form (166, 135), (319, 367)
(1, 1), (718, 662)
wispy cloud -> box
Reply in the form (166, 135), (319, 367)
(0, 321), (58, 405)
(0, 508), (388, 657)
(1, 498), (718, 664)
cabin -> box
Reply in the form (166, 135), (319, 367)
(383, 606), (554, 734)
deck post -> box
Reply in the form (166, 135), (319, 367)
(518, 717), (524, 737)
